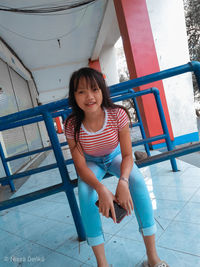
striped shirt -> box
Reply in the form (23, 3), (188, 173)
(64, 108), (129, 156)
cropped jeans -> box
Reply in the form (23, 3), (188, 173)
(78, 145), (156, 246)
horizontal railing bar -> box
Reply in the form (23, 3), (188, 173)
(136, 142), (200, 168)
(0, 183), (64, 211)
(6, 141), (68, 162)
(2, 143), (200, 212)
(0, 92), (142, 131)
(109, 62), (193, 93)
(0, 158), (74, 184)
(4, 124), (140, 163)
(131, 122), (140, 127)
(132, 134), (167, 146)
(110, 88), (158, 103)
(1, 135), (168, 183)
(1, 135), (170, 183)
(0, 99), (69, 125)
(0, 109), (69, 131)
(0, 116), (44, 131)
(0, 88), (155, 131)
(1, 61), (199, 126)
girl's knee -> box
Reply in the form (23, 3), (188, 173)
(78, 179), (97, 203)
(129, 164), (146, 187)
(78, 179), (92, 195)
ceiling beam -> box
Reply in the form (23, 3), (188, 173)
(91, 0), (113, 60)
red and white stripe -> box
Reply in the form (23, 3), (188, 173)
(65, 108), (129, 156)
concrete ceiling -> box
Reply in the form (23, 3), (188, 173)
(0, 0), (109, 102)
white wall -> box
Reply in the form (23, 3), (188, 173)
(146, 0), (198, 138)
(92, 0), (120, 87)
(100, 45), (119, 86)
(38, 87), (68, 104)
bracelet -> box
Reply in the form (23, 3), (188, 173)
(119, 177), (129, 184)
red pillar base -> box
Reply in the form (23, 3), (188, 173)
(55, 117), (63, 134)
(89, 58), (101, 72)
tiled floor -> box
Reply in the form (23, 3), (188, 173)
(1, 147), (200, 267)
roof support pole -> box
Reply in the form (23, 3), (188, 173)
(113, 0), (174, 146)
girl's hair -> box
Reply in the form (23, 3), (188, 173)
(65, 67), (131, 146)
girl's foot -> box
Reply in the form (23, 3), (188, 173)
(142, 260), (170, 267)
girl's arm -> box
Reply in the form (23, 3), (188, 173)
(119, 124), (134, 178)
(115, 123), (134, 214)
(67, 138), (117, 222)
(67, 138), (101, 191)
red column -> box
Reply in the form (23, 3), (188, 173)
(114, 0), (174, 144)
(55, 117), (63, 134)
(89, 58), (102, 72)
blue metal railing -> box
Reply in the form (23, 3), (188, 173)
(1, 61), (200, 127)
(0, 87), (177, 184)
(0, 90), (173, 242)
(109, 61), (200, 94)
(0, 61), (200, 242)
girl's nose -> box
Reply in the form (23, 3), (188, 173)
(86, 90), (94, 99)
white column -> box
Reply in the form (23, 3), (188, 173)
(99, 45), (119, 86)
(146, 0), (198, 142)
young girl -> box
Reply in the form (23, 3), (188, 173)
(64, 67), (169, 267)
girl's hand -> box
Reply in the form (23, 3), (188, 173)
(96, 184), (117, 223)
(115, 180), (133, 215)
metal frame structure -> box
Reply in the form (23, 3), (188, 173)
(0, 61), (200, 241)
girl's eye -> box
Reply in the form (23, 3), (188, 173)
(93, 88), (99, 92)
(77, 90), (84, 94)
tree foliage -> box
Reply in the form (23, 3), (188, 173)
(184, 0), (200, 62)
(184, 0), (200, 98)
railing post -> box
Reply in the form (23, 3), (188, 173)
(0, 142), (15, 191)
(42, 111), (86, 241)
(191, 61), (200, 91)
(152, 88), (178, 172)
(131, 96), (151, 156)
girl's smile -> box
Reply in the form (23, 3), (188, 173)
(85, 101), (96, 107)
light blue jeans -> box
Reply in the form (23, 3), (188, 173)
(78, 145), (156, 246)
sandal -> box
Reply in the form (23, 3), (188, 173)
(142, 260), (170, 267)
(134, 151), (148, 161)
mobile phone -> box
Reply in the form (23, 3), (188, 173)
(95, 200), (127, 223)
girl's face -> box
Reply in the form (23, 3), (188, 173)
(74, 77), (103, 114)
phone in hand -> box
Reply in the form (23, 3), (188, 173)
(95, 200), (127, 223)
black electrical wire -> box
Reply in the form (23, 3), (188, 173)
(0, 1), (97, 16)
(12, 1), (86, 10)
(0, 6), (88, 41)
(0, 0), (97, 14)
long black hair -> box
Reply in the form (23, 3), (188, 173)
(65, 67), (131, 146)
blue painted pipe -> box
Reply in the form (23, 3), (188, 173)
(0, 109), (68, 131)
(190, 61), (200, 90)
(131, 122), (141, 127)
(0, 60), (199, 241)
(1, 61), (199, 126)
(0, 158), (74, 184)
(132, 134), (167, 147)
(42, 111), (86, 241)
(0, 183), (64, 211)
(130, 91), (151, 156)
(0, 99), (69, 125)
(5, 141), (68, 162)
(109, 62), (194, 93)
(151, 88), (178, 171)
(0, 142), (15, 191)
